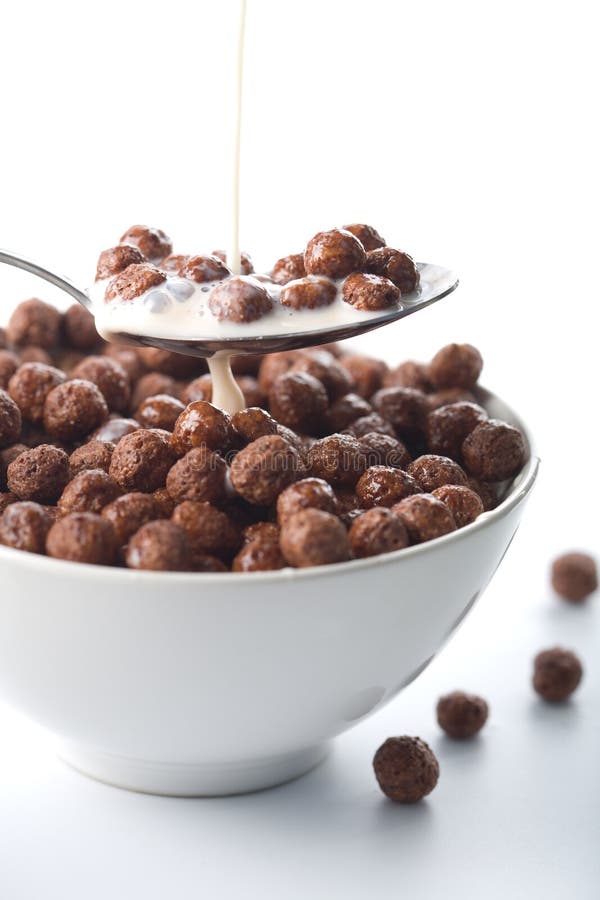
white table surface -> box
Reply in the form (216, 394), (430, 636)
(1, 481), (598, 899)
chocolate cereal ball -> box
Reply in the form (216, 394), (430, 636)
(231, 407), (277, 444)
(136, 348), (202, 380)
(342, 273), (400, 311)
(431, 485), (484, 528)
(533, 647), (583, 702)
(426, 401), (488, 461)
(230, 435), (301, 506)
(271, 253), (307, 285)
(109, 429), (175, 492)
(212, 249), (254, 275)
(356, 466), (421, 508)
(179, 254), (230, 283)
(325, 393), (372, 433)
(462, 419), (526, 482)
(119, 224), (173, 262)
(1, 443), (27, 488)
(57, 469), (120, 517)
(130, 372), (179, 411)
(8, 362), (66, 424)
(384, 360), (432, 392)
(162, 254), (190, 274)
(126, 520), (191, 572)
(392, 494), (456, 543)
(180, 374), (213, 405)
(135, 394), (185, 431)
(359, 432), (411, 470)
(346, 412), (396, 440)
(349, 507), (409, 558)
(304, 228), (366, 279)
(7, 299), (61, 349)
(437, 691), (489, 739)
(43, 380), (108, 442)
(171, 400), (237, 456)
(339, 354), (388, 399)
(172, 501), (241, 561)
(232, 537), (286, 572)
(427, 388), (477, 411)
(7, 444), (70, 503)
(280, 276), (337, 310)
(105, 263), (167, 302)
(466, 477), (498, 512)
(96, 244), (145, 281)
(407, 455), (468, 492)
(209, 276), (272, 323)
(0, 492), (17, 513)
(69, 440), (115, 477)
(166, 447), (229, 505)
(47, 512), (116, 565)
(373, 736), (439, 803)
(243, 521), (280, 544)
(268, 372), (328, 435)
(62, 304), (101, 351)
(0, 350), (20, 389)
(71, 356), (130, 413)
(551, 552), (598, 603)
(152, 486), (175, 518)
(307, 434), (367, 487)
(342, 223), (386, 251)
(291, 350), (353, 401)
(280, 508), (351, 568)
(0, 390), (22, 448)
(0, 501), (52, 554)
(101, 492), (158, 545)
(103, 345), (146, 382)
(429, 343), (483, 390)
(277, 477), (338, 525)
(92, 417), (140, 444)
(372, 387), (428, 443)
(364, 248), (420, 294)
(257, 350), (302, 394)
(20, 346), (53, 365)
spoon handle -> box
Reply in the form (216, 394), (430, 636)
(0, 248), (91, 310)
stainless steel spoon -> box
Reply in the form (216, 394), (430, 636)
(0, 249), (458, 358)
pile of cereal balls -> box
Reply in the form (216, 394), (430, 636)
(1, 294), (527, 572)
(95, 222), (421, 319)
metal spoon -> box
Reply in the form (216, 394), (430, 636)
(0, 249), (458, 358)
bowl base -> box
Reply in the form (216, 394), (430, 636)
(58, 742), (330, 797)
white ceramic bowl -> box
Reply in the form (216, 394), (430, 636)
(0, 389), (538, 796)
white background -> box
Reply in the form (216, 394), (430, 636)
(0, 0), (598, 897)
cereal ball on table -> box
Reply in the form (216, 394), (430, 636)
(356, 466), (421, 508)
(533, 647), (583, 702)
(342, 273), (400, 311)
(431, 484), (484, 527)
(101, 492), (158, 546)
(462, 419), (526, 482)
(268, 372), (328, 435)
(8, 363), (66, 424)
(277, 477), (338, 525)
(209, 276), (272, 323)
(172, 501), (241, 562)
(437, 691), (489, 739)
(280, 508), (351, 568)
(7, 444), (70, 503)
(364, 248), (420, 294)
(171, 401), (237, 456)
(43, 380), (108, 443)
(551, 552), (597, 603)
(230, 435), (301, 506)
(342, 223), (386, 251)
(109, 429), (175, 493)
(119, 224), (173, 262)
(7, 299), (61, 349)
(71, 356), (131, 413)
(0, 390), (22, 448)
(57, 469), (120, 517)
(428, 343), (483, 390)
(47, 512), (116, 565)
(166, 447), (230, 506)
(392, 494), (456, 543)
(373, 736), (439, 803)
(349, 507), (409, 558)
(0, 501), (52, 554)
(95, 245), (145, 281)
(126, 520), (192, 572)
(304, 228), (366, 279)
(407, 455), (468, 492)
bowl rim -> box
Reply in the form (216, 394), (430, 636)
(0, 382), (539, 585)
